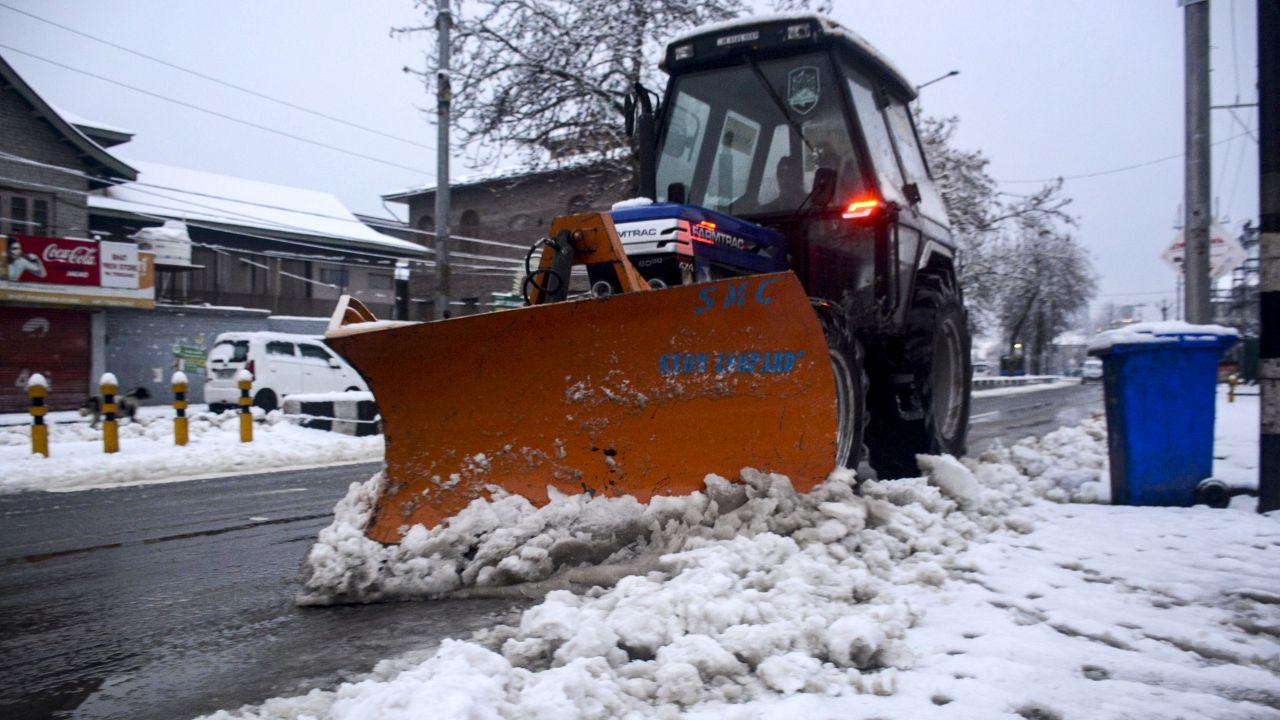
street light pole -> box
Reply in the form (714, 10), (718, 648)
(915, 70), (959, 94)
(1182, 0), (1212, 324)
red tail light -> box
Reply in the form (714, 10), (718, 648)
(842, 198), (881, 220)
(245, 359), (255, 377)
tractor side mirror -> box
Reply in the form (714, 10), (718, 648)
(809, 168), (837, 208)
(667, 182), (686, 204)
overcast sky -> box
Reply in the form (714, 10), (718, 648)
(0, 1), (1260, 318)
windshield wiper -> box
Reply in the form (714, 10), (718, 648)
(746, 57), (815, 155)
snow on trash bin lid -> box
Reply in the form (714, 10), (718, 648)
(1087, 321), (1238, 355)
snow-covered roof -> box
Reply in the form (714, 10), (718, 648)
(50, 104), (135, 142)
(663, 13), (915, 100)
(89, 161), (426, 255)
(384, 148), (627, 201)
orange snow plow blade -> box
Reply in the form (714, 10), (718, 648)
(327, 273), (835, 544)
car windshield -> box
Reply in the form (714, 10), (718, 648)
(656, 52), (865, 217)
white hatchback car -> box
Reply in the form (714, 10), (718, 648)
(1081, 358), (1104, 382)
(205, 332), (367, 412)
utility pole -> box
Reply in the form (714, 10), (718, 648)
(1258, 0), (1278, 513)
(433, 0), (452, 320)
(1183, 0), (1212, 323)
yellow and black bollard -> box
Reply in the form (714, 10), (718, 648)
(27, 373), (48, 457)
(172, 371), (189, 446)
(1228, 374), (1238, 403)
(237, 369), (253, 442)
(100, 373), (120, 454)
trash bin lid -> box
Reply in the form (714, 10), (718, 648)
(1087, 321), (1239, 356)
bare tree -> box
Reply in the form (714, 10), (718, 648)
(916, 113), (1095, 357)
(397, 0), (831, 188)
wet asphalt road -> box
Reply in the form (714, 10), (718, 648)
(0, 381), (1102, 720)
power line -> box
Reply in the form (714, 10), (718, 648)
(0, 43), (438, 177)
(0, 1), (437, 152)
(997, 130), (1254, 184)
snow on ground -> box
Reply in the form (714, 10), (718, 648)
(206, 389), (1276, 720)
(0, 409), (382, 493)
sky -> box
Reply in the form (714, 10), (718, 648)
(0, 0), (1260, 319)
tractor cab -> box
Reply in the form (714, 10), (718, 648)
(628, 14), (954, 326)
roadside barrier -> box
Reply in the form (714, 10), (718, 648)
(237, 369), (254, 443)
(282, 392), (381, 436)
(27, 373), (48, 457)
(101, 373), (120, 454)
(971, 375), (1066, 390)
(172, 371), (189, 446)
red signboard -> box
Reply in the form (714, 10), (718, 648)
(6, 234), (100, 286)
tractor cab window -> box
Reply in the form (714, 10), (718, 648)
(657, 52), (865, 217)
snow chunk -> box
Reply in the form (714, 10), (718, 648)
(610, 197), (653, 210)
(25, 373), (47, 390)
(234, 368), (254, 382)
(99, 372), (118, 387)
(916, 454), (980, 508)
(170, 371), (189, 385)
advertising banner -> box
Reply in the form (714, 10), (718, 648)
(5, 234), (100, 286)
(1, 234), (155, 309)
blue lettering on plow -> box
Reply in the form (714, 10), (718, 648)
(659, 350), (805, 377)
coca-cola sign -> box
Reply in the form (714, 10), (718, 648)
(6, 235), (101, 286)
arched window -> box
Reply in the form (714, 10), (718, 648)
(459, 209), (480, 238)
(416, 214), (434, 231)
(566, 195), (590, 214)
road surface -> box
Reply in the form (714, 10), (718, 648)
(0, 381), (1102, 719)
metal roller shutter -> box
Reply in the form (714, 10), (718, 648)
(0, 306), (91, 412)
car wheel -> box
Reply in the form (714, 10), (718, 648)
(253, 389), (278, 413)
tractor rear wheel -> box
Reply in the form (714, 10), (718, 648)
(868, 277), (971, 479)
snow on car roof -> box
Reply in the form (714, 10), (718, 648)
(90, 161), (425, 255)
(663, 12), (915, 99)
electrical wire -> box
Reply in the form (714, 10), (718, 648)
(0, 43), (437, 177)
(996, 130), (1254, 185)
(0, 149), (533, 253)
(0, 1), (436, 152)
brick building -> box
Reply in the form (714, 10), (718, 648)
(382, 151), (633, 313)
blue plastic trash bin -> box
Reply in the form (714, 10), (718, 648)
(1088, 325), (1237, 506)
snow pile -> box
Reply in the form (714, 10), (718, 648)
(208, 408), (1280, 720)
(999, 415), (1110, 503)
(242, 455), (1040, 719)
(0, 409), (382, 493)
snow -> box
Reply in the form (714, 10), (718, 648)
(1088, 321), (1239, 352)
(25, 373), (47, 390)
(385, 148), (629, 199)
(99, 372), (119, 387)
(89, 160), (426, 254)
(284, 391), (375, 404)
(209, 405), (1278, 719)
(663, 13), (914, 97)
(234, 368), (254, 383)
(51, 104), (135, 138)
(171, 370), (189, 385)
(0, 408), (382, 493)
(611, 197), (654, 210)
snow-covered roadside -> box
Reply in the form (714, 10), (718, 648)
(0, 409), (382, 493)
(970, 377), (1080, 398)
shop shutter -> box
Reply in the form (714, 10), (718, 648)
(0, 306), (91, 412)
